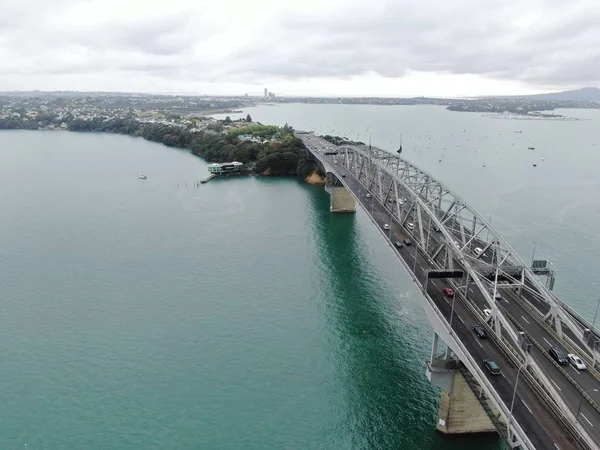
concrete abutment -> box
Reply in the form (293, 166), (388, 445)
(435, 370), (497, 434)
(324, 172), (356, 213)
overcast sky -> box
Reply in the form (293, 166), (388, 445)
(0, 0), (597, 96)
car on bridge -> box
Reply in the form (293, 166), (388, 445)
(473, 324), (487, 339)
(394, 241), (404, 248)
(433, 224), (440, 232)
(403, 238), (411, 246)
(483, 359), (501, 375)
(483, 308), (493, 323)
(567, 353), (586, 370)
(443, 287), (454, 297)
(383, 224), (391, 230)
(548, 347), (568, 365)
(473, 247), (483, 257)
(407, 222), (414, 231)
(366, 193), (372, 198)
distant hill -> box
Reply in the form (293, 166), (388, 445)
(516, 87), (600, 102)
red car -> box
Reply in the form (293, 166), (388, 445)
(443, 287), (454, 297)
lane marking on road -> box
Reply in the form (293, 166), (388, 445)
(474, 338), (483, 348)
(581, 413), (594, 427)
(570, 366), (581, 375)
(543, 337), (553, 347)
(550, 378), (562, 391)
(554, 444), (560, 450)
(521, 315), (530, 324)
(469, 288), (474, 293)
(521, 400), (532, 414)
(456, 314), (465, 325)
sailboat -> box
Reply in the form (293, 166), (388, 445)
(397, 134), (403, 155)
(138, 174), (147, 180)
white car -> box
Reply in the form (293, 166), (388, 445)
(383, 224), (391, 230)
(407, 222), (414, 230)
(333, 160), (338, 164)
(366, 193), (372, 198)
(482, 308), (493, 324)
(567, 354), (586, 370)
(473, 247), (483, 257)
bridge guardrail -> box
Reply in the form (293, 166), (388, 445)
(513, 295), (600, 382)
(500, 304), (600, 418)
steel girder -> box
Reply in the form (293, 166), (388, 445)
(340, 144), (586, 343)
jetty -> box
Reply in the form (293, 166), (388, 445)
(200, 173), (216, 184)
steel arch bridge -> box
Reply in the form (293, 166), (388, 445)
(337, 142), (575, 338)
(298, 132), (600, 450)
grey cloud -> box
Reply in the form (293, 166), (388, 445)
(0, 0), (598, 90)
(227, 0), (600, 87)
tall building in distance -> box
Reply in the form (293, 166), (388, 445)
(264, 88), (268, 98)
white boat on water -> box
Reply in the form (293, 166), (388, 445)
(139, 175), (147, 179)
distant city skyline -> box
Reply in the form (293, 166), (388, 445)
(0, 0), (597, 97)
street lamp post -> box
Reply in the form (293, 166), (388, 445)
(509, 362), (530, 429)
(576, 388), (599, 424)
(449, 292), (456, 330)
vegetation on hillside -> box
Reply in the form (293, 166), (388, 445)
(0, 114), (323, 178)
(227, 124), (280, 138)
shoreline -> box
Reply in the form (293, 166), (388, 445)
(0, 127), (320, 183)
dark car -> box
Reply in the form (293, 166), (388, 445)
(341, 174), (346, 177)
(473, 324), (487, 339)
(548, 347), (568, 365)
(483, 359), (501, 375)
(394, 241), (404, 249)
(403, 238), (412, 246)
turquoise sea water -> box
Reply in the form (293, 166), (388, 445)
(4, 102), (599, 449)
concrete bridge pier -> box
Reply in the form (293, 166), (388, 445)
(325, 172), (356, 213)
(427, 333), (498, 435)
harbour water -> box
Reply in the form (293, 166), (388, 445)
(1, 103), (599, 448)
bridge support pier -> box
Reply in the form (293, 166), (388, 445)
(435, 370), (497, 434)
(325, 173), (356, 213)
(427, 333), (498, 435)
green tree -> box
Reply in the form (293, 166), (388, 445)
(246, 114), (252, 123)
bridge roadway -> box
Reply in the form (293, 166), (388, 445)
(300, 133), (599, 449)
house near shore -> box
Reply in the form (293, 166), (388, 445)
(207, 161), (243, 175)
